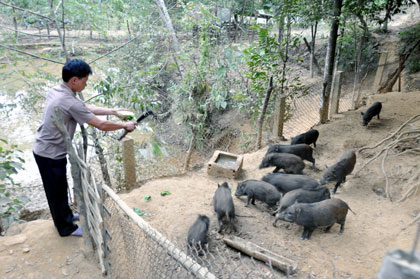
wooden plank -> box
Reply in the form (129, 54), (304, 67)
(223, 236), (297, 274)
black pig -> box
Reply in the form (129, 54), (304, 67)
(361, 101), (382, 126)
(213, 182), (236, 233)
(187, 215), (210, 253)
(266, 144), (315, 167)
(259, 153), (305, 174)
(262, 173), (320, 194)
(320, 151), (356, 194)
(291, 129), (319, 147)
(273, 198), (355, 240)
(235, 180), (280, 208)
(274, 187), (331, 214)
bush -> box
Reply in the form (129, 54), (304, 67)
(398, 23), (420, 74)
(0, 139), (26, 233)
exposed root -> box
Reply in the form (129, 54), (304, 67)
(355, 114), (420, 202)
(402, 212), (420, 231)
(357, 113), (420, 154)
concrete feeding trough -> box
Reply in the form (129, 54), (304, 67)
(207, 151), (243, 179)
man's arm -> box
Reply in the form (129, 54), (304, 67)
(87, 115), (137, 132)
(85, 104), (129, 120)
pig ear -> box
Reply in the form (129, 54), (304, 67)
(295, 207), (302, 217)
(217, 183), (221, 187)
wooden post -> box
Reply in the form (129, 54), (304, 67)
(272, 96), (287, 140)
(122, 136), (136, 189)
(398, 54), (403, 92)
(373, 52), (388, 93)
(329, 71), (343, 117)
(184, 127), (196, 172)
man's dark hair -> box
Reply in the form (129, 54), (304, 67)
(62, 59), (92, 82)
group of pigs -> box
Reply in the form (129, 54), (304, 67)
(187, 102), (382, 251)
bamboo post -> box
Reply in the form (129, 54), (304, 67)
(329, 71), (343, 117)
(373, 52), (388, 93)
(223, 236), (297, 274)
(122, 136), (136, 189)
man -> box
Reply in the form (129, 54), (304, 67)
(33, 59), (137, 237)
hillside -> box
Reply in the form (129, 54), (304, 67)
(119, 90), (420, 278)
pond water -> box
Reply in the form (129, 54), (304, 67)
(0, 58), (100, 212)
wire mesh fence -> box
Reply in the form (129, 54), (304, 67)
(102, 185), (290, 279)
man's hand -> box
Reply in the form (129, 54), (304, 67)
(124, 121), (137, 132)
(113, 108), (133, 121)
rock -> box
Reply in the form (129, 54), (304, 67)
(66, 256), (72, 265)
(4, 235), (27, 247)
(22, 247), (30, 253)
(62, 267), (70, 276)
(5, 222), (24, 236)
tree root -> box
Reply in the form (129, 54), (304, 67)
(355, 114), (420, 202)
(402, 212), (420, 231)
(357, 113), (420, 154)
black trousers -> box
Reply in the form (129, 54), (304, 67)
(33, 152), (77, 236)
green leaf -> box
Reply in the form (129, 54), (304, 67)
(160, 190), (171, 196)
(144, 195), (151, 201)
(133, 208), (146, 216)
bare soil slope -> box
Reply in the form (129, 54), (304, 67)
(0, 220), (102, 279)
(120, 91), (420, 278)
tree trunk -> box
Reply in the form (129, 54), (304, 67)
(250, 0), (256, 43)
(12, 8), (18, 39)
(310, 22), (318, 78)
(378, 38), (420, 93)
(319, 0), (342, 124)
(351, 15), (367, 102)
(256, 77), (274, 149)
(49, 0), (70, 62)
(304, 37), (322, 76)
(273, 15), (290, 140)
(153, 0), (184, 78)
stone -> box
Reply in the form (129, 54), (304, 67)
(4, 235), (27, 247)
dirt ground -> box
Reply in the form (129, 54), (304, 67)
(2, 92), (420, 278)
(0, 220), (103, 279)
(118, 91), (420, 279)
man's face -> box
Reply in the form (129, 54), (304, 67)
(68, 76), (88, 92)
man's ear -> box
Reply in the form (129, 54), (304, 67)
(68, 76), (78, 84)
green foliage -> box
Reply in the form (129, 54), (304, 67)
(239, 24), (306, 122)
(337, 22), (379, 72)
(398, 23), (420, 74)
(240, 27), (281, 117)
(0, 139), (27, 232)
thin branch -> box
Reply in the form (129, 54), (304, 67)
(55, 0), (62, 15)
(0, 44), (65, 64)
(396, 183), (420, 203)
(382, 147), (392, 201)
(402, 212), (420, 230)
(358, 113), (420, 153)
(0, 1), (53, 20)
(87, 34), (142, 64)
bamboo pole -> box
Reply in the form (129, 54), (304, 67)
(223, 236), (297, 274)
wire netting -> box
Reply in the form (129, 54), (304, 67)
(102, 188), (289, 279)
